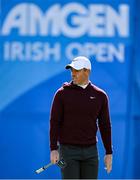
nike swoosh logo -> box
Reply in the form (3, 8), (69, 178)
(90, 96), (96, 99)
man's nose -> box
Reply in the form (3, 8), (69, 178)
(72, 71), (75, 76)
(71, 73), (75, 78)
(71, 70), (75, 76)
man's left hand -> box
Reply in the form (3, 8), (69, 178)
(104, 154), (112, 173)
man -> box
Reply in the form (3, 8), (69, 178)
(50, 56), (113, 179)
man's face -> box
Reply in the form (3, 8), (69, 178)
(71, 68), (89, 85)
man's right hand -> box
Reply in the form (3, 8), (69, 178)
(50, 150), (59, 164)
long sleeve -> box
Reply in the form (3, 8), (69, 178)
(98, 94), (113, 154)
(50, 91), (63, 151)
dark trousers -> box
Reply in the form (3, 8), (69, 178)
(59, 144), (99, 179)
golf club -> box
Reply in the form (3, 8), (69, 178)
(35, 159), (66, 174)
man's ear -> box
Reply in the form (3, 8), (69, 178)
(83, 69), (90, 74)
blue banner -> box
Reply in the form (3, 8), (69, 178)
(0, 0), (139, 179)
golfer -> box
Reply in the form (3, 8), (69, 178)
(49, 56), (113, 179)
